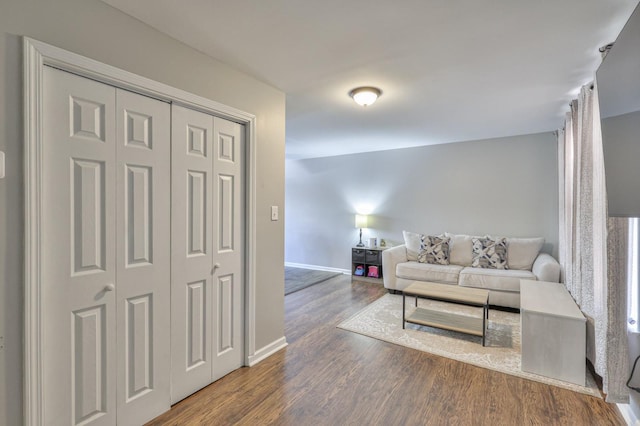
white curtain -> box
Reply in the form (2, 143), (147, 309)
(558, 82), (629, 402)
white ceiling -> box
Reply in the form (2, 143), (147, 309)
(102, 0), (638, 159)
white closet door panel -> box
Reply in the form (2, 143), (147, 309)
(42, 66), (117, 426)
(115, 89), (171, 424)
(170, 105), (215, 403)
(211, 117), (244, 381)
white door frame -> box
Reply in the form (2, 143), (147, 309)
(23, 37), (258, 426)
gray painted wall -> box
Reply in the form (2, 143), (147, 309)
(286, 133), (559, 271)
(0, 1), (285, 424)
(602, 110), (640, 217)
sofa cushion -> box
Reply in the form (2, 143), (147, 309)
(459, 267), (536, 292)
(472, 236), (508, 269)
(445, 233), (474, 266)
(403, 230), (422, 261)
(418, 235), (450, 265)
(396, 261), (463, 285)
(507, 237), (544, 270)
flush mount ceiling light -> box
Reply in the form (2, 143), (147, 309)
(349, 86), (382, 107)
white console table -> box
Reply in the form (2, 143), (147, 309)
(520, 280), (586, 386)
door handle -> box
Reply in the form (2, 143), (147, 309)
(104, 283), (115, 292)
(211, 263), (221, 275)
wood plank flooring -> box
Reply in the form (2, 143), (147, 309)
(147, 275), (625, 425)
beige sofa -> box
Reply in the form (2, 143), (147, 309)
(382, 232), (561, 309)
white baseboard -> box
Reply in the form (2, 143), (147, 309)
(618, 403), (639, 425)
(247, 336), (288, 367)
(285, 262), (350, 275)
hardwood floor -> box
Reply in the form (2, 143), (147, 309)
(147, 275), (625, 425)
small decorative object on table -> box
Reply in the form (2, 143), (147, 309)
(380, 239), (386, 247)
(369, 237), (377, 248)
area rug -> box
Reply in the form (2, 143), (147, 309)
(285, 266), (342, 295)
(337, 293), (601, 397)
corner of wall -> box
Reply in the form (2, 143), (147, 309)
(247, 337), (288, 366)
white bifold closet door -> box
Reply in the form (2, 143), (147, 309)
(41, 67), (171, 425)
(170, 105), (245, 404)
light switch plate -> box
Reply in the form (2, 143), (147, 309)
(271, 206), (278, 221)
(0, 151), (4, 179)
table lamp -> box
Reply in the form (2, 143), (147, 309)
(355, 214), (368, 247)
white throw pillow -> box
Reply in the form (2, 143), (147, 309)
(507, 237), (544, 270)
(445, 232), (474, 266)
(402, 230), (422, 261)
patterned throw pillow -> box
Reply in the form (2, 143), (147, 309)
(471, 236), (508, 269)
(417, 235), (451, 265)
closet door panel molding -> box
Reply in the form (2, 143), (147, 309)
(212, 117), (245, 381)
(170, 105), (215, 404)
(115, 89), (171, 425)
(42, 66), (117, 426)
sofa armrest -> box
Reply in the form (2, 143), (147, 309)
(382, 245), (408, 290)
(532, 253), (560, 283)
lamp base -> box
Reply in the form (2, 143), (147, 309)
(355, 242), (365, 247)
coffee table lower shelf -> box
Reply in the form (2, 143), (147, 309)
(402, 281), (489, 346)
(405, 307), (485, 339)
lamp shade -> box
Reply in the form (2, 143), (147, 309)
(355, 214), (368, 229)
